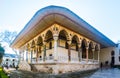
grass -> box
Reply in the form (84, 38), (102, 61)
(0, 67), (9, 78)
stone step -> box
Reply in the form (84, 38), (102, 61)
(18, 61), (31, 71)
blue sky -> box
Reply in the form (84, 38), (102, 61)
(0, 0), (120, 43)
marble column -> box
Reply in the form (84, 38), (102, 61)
(43, 42), (46, 62)
(30, 49), (33, 63)
(67, 40), (71, 62)
(86, 47), (89, 63)
(78, 43), (81, 62)
(98, 50), (100, 63)
(92, 48), (95, 62)
(26, 50), (28, 62)
(22, 51), (24, 61)
(80, 48), (82, 61)
(53, 36), (58, 61)
(36, 46), (38, 62)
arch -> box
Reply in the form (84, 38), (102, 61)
(95, 44), (99, 51)
(59, 30), (69, 48)
(37, 36), (43, 59)
(31, 40), (35, 48)
(72, 35), (79, 44)
(26, 43), (30, 51)
(71, 35), (79, 51)
(88, 42), (94, 59)
(94, 44), (99, 60)
(37, 36), (43, 46)
(81, 39), (87, 58)
(59, 30), (69, 40)
(45, 30), (53, 42)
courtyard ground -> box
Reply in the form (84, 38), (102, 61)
(9, 68), (120, 78)
(90, 68), (120, 78)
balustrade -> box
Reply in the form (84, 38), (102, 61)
(31, 56), (98, 64)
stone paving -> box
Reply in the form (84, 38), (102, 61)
(89, 68), (120, 78)
(9, 68), (120, 78)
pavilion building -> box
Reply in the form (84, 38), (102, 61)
(10, 6), (116, 74)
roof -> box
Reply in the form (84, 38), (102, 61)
(10, 5), (116, 48)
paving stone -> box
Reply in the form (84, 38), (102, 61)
(9, 68), (120, 78)
(90, 68), (120, 78)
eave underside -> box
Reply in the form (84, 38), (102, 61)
(11, 6), (115, 49)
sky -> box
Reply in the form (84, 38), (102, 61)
(0, 0), (120, 44)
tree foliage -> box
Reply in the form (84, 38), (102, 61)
(0, 44), (5, 59)
(0, 30), (17, 58)
(0, 30), (17, 45)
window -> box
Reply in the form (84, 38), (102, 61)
(13, 59), (15, 61)
(49, 54), (53, 59)
(119, 56), (120, 62)
(111, 51), (115, 56)
(49, 54), (52, 56)
(49, 42), (52, 49)
(39, 56), (42, 60)
(39, 56), (42, 58)
(6, 59), (9, 61)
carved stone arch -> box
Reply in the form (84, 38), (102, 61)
(37, 36), (43, 46)
(31, 40), (35, 48)
(59, 29), (70, 49)
(26, 43), (30, 51)
(88, 41), (94, 59)
(71, 35), (79, 51)
(89, 41), (94, 49)
(45, 30), (53, 42)
(94, 44), (99, 60)
(81, 39), (87, 58)
(95, 44), (100, 51)
(72, 35), (80, 44)
(59, 29), (69, 40)
(81, 39), (88, 47)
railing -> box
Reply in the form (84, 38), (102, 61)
(31, 57), (99, 64)
(58, 56), (68, 63)
(70, 57), (79, 63)
(93, 60), (99, 64)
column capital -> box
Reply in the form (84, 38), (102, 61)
(78, 43), (81, 48)
(67, 40), (72, 45)
(53, 36), (58, 41)
(53, 34), (58, 41)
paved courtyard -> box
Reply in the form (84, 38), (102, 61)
(89, 68), (120, 78)
(9, 68), (120, 78)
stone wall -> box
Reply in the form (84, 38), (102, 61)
(100, 47), (115, 65)
(30, 63), (99, 74)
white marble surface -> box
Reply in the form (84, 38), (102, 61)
(89, 68), (120, 78)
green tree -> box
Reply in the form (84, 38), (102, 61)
(0, 44), (5, 63)
(0, 30), (18, 64)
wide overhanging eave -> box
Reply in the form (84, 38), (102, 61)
(10, 5), (116, 49)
